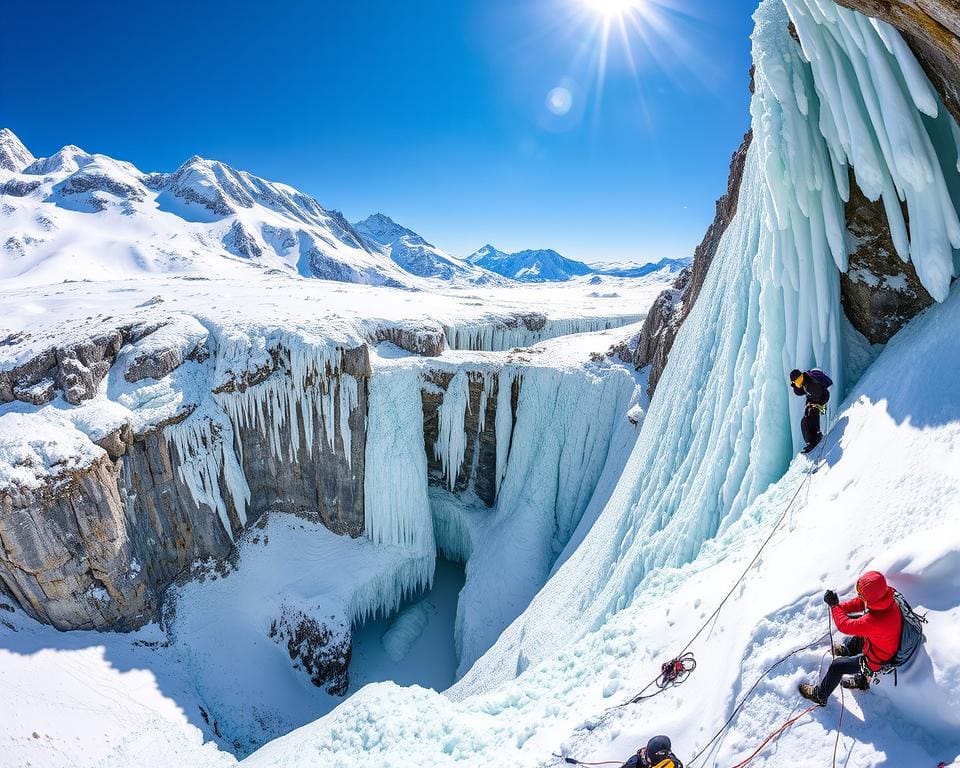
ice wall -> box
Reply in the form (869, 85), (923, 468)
(443, 316), (640, 352)
(457, 0), (960, 692)
(359, 366), (436, 621)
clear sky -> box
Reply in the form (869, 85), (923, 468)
(0, 0), (759, 264)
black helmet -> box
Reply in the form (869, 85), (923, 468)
(789, 369), (802, 382)
(646, 735), (672, 758)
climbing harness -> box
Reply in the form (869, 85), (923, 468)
(560, 418), (844, 767)
(656, 653), (696, 691)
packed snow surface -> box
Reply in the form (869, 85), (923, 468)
(3, 0), (960, 767)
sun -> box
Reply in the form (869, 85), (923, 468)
(582, 0), (644, 19)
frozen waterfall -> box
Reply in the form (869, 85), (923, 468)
(456, 0), (960, 694)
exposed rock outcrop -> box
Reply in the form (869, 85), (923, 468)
(632, 130), (753, 397)
(371, 325), (447, 356)
(0, 322), (372, 630)
(841, 174), (934, 343)
(269, 605), (351, 695)
(421, 368), (515, 506)
(836, 0), (960, 125)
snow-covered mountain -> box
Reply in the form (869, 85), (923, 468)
(466, 244), (594, 282)
(0, 132), (438, 288)
(466, 243), (686, 283)
(3, 1), (960, 767)
(590, 256), (690, 278)
(353, 213), (504, 284)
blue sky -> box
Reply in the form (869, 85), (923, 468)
(0, 0), (758, 264)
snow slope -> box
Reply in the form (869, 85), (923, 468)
(3, 1), (960, 768)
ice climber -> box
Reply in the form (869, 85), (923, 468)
(789, 368), (832, 454)
(799, 571), (905, 706)
(620, 735), (684, 768)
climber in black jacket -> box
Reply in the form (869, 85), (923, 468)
(620, 735), (684, 768)
(789, 368), (831, 454)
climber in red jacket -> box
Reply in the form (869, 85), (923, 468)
(799, 571), (903, 706)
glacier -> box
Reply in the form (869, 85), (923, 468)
(2, 0), (960, 766)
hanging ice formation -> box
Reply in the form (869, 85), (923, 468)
(358, 365), (437, 622)
(165, 331), (363, 542)
(166, 410), (250, 540)
(443, 316), (641, 352)
(458, 0), (960, 691)
(433, 369), (472, 491)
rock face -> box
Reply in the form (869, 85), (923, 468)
(0, 323), (372, 631)
(632, 130), (753, 396)
(421, 369), (513, 506)
(269, 605), (351, 695)
(841, 175), (934, 343)
(836, 0), (960, 125)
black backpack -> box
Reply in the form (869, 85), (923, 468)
(807, 368), (833, 389)
(875, 591), (927, 684)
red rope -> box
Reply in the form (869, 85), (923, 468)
(729, 705), (817, 768)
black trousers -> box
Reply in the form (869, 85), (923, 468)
(819, 636), (866, 698)
(801, 404), (823, 446)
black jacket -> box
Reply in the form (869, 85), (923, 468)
(792, 373), (829, 406)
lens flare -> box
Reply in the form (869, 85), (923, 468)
(547, 86), (573, 115)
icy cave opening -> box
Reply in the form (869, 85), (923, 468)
(349, 556), (466, 696)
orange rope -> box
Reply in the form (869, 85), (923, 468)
(729, 705), (817, 768)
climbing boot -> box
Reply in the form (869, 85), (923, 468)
(833, 642), (854, 657)
(798, 683), (827, 706)
(841, 674), (871, 691)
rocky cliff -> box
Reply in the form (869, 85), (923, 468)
(634, 3), (960, 394)
(631, 130), (753, 396)
(836, 0), (960, 125)
(0, 322), (373, 631)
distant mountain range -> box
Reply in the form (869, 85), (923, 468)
(0, 128), (687, 288)
(466, 243), (689, 282)
(353, 213), (504, 285)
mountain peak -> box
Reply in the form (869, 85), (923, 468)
(353, 213), (420, 246)
(0, 128), (36, 172)
(467, 244), (591, 282)
(22, 144), (93, 176)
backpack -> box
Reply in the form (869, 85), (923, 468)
(807, 368), (833, 389)
(888, 591), (927, 668)
(874, 591), (927, 684)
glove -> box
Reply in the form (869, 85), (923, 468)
(824, 589), (839, 607)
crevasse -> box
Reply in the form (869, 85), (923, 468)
(457, 0), (960, 692)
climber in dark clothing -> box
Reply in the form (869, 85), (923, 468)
(789, 368), (831, 453)
(620, 735), (684, 768)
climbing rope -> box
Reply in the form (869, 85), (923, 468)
(728, 704), (818, 768)
(560, 418), (843, 766)
(684, 633), (829, 768)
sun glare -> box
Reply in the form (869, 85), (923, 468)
(540, 0), (709, 131)
(583, 0), (643, 19)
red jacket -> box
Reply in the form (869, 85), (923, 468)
(831, 571), (903, 671)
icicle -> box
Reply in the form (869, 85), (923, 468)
(166, 410), (250, 539)
(494, 369), (517, 498)
(363, 365), (435, 554)
(433, 369), (471, 491)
